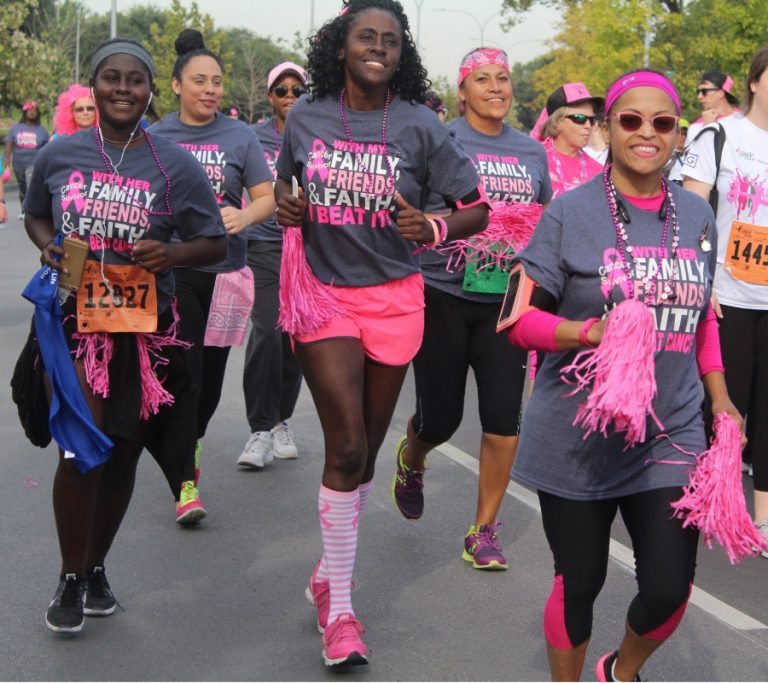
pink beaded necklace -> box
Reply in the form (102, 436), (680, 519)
(603, 163), (680, 306)
(338, 87), (395, 194)
(95, 127), (173, 216)
(547, 137), (588, 190)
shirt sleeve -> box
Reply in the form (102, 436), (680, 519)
(682, 126), (718, 184)
(427, 126), (482, 206)
(275, 108), (299, 183)
(535, 145), (554, 204)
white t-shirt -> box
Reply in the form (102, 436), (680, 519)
(683, 114), (768, 309)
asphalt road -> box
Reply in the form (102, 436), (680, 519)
(0, 192), (766, 681)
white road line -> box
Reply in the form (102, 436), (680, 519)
(396, 429), (768, 632)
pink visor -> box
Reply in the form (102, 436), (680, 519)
(457, 48), (510, 87)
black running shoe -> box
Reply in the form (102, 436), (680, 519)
(84, 566), (120, 617)
(596, 651), (642, 682)
(45, 573), (85, 634)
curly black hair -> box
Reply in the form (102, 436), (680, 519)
(306, 0), (429, 103)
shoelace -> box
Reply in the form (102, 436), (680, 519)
(396, 456), (425, 491)
(474, 522), (503, 551)
(88, 570), (124, 611)
(327, 616), (364, 644)
(273, 425), (293, 446)
(179, 482), (198, 506)
(58, 577), (84, 607)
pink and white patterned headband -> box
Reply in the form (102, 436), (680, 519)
(457, 48), (510, 87)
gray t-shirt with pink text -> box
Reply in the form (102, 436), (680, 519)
(513, 176), (717, 500)
(275, 94), (482, 287)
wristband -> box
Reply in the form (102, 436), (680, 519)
(427, 218), (440, 247)
(0, 199), (5, 204)
(434, 216), (448, 244)
(578, 317), (601, 347)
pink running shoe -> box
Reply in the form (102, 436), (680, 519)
(596, 651), (642, 682)
(322, 613), (368, 667)
(304, 561), (330, 633)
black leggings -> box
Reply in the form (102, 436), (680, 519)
(539, 487), (698, 649)
(716, 305), (768, 491)
(411, 285), (527, 442)
(174, 268), (231, 478)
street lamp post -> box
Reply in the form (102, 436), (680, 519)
(110, 0), (117, 38)
(435, 8), (503, 46)
(412, 0), (426, 52)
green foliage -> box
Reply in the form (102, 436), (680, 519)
(511, 55), (553, 130)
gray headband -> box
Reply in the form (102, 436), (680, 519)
(91, 40), (156, 78)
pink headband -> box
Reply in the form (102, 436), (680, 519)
(457, 48), (510, 87)
(605, 71), (680, 115)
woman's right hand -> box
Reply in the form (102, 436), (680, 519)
(585, 318), (606, 346)
(40, 239), (65, 270)
(276, 187), (306, 227)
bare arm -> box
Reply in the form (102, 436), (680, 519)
(131, 235), (227, 274)
(682, 177), (713, 201)
(3, 140), (12, 172)
(220, 180), (276, 234)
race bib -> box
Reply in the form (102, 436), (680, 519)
(462, 245), (514, 294)
(77, 260), (158, 333)
(725, 220), (768, 285)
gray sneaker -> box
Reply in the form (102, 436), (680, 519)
(756, 518), (768, 559)
(271, 422), (298, 459)
(237, 431), (274, 469)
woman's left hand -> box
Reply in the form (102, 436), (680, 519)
(712, 397), (747, 447)
(394, 193), (432, 244)
(132, 239), (174, 273)
(221, 206), (247, 234)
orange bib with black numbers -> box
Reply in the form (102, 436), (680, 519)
(725, 220), (768, 285)
(76, 260), (158, 333)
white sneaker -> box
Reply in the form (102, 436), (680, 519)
(271, 421), (299, 459)
(756, 519), (768, 559)
(237, 431), (274, 469)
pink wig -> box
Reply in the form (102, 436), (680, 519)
(53, 84), (98, 136)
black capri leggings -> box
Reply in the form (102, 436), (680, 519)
(174, 267), (232, 452)
(539, 487), (698, 649)
(716, 304), (768, 492)
(411, 285), (528, 443)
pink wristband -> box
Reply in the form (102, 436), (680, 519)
(579, 317), (601, 347)
(434, 216), (448, 244)
(427, 218), (440, 247)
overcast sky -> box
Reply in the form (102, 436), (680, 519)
(79, 0), (560, 80)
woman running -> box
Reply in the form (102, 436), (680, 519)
(4, 101), (49, 213)
(150, 29), (275, 524)
(392, 47), (551, 570)
(239, 61), (308, 469)
(275, 0), (489, 666)
(507, 70), (741, 681)
(533, 82), (604, 198)
(683, 47), (768, 555)
(22, 37), (226, 634)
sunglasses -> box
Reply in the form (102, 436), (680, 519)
(74, 105), (96, 113)
(272, 85), (306, 98)
(564, 113), (597, 126)
(696, 87), (720, 96)
(611, 111), (679, 134)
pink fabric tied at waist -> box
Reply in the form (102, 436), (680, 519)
(204, 266), (255, 347)
(73, 300), (192, 421)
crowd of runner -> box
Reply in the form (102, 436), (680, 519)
(5, 0), (768, 678)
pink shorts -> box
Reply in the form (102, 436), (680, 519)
(294, 273), (425, 366)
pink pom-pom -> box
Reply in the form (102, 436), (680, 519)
(561, 298), (662, 447)
(671, 413), (767, 564)
(437, 201), (543, 272)
(278, 226), (345, 336)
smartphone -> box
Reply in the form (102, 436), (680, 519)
(57, 237), (90, 291)
(496, 261), (536, 332)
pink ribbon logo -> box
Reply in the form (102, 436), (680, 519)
(306, 139), (329, 182)
(61, 171), (86, 212)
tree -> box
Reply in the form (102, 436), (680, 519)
(0, 0), (70, 114)
(222, 28), (303, 123)
(500, 0), (684, 26)
(511, 55), (552, 131)
(148, 0), (229, 118)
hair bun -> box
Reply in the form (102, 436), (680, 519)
(175, 28), (205, 56)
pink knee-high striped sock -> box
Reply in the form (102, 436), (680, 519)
(318, 485), (361, 623)
(316, 481), (372, 584)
